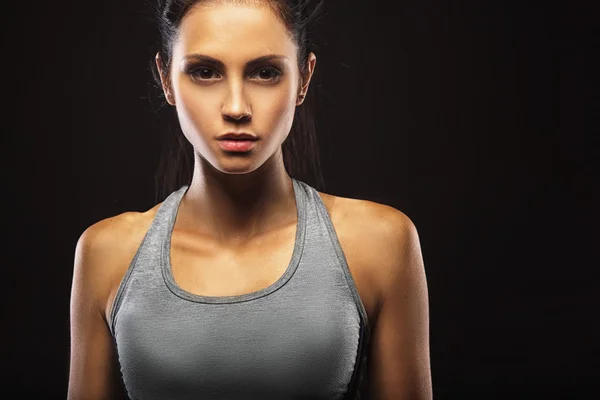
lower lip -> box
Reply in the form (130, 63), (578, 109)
(217, 139), (258, 152)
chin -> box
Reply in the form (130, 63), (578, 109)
(212, 157), (263, 175)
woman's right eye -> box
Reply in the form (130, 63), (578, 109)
(189, 67), (219, 80)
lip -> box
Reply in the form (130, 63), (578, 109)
(217, 139), (257, 152)
(216, 132), (258, 140)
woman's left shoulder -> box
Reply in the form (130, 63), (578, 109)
(316, 190), (417, 240)
(315, 190), (422, 321)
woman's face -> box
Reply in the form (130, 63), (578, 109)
(159, 1), (316, 175)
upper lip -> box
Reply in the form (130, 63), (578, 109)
(217, 132), (258, 140)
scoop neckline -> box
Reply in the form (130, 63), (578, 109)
(161, 178), (307, 304)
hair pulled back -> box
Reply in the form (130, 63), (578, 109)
(150, 0), (326, 202)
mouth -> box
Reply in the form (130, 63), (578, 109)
(217, 138), (258, 152)
(216, 132), (258, 140)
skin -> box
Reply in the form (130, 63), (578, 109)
(68, 1), (432, 399)
(157, 0), (315, 243)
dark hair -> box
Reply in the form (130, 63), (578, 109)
(149, 0), (326, 203)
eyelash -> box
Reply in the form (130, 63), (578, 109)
(188, 66), (282, 83)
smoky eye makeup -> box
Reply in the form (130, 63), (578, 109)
(183, 65), (219, 80)
(249, 66), (283, 82)
(182, 61), (286, 83)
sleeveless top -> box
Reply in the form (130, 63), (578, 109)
(108, 178), (371, 400)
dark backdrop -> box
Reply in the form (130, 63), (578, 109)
(5, 0), (597, 398)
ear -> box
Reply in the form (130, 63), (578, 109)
(296, 52), (317, 106)
(155, 53), (176, 106)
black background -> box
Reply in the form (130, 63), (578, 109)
(4, 0), (597, 398)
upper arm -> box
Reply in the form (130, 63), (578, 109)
(68, 222), (128, 400)
(368, 209), (432, 400)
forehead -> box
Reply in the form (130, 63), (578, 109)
(175, 2), (296, 61)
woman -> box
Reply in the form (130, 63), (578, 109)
(68, 1), (432, 399)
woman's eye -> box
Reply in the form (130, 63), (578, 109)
(188, 66), (281, 83)
(252, 67), (281, 82)
(190, 67), (218, 80)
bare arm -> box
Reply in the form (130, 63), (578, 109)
(68, 223), (128, 400)
(369, 211), (432, 400)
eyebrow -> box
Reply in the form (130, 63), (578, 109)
(181, 54), (289, 70)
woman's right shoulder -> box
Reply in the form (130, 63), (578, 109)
(79, 204), (160, 258)
(81, 206), (159, 246)
(75, 204), (162, 322)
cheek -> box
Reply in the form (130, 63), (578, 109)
(255, 88), (297, 136)
(175, 84), (217, 141)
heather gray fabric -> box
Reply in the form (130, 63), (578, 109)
(109, 178), (371, 400)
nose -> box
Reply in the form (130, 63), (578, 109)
(221, 79), (252, 122)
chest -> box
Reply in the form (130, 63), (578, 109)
(114, 269), (363, 400)
(169, 215), (380, 329)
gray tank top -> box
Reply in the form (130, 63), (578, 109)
(108, 178), (371, 400)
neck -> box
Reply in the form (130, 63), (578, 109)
(179, 148), (296, 244)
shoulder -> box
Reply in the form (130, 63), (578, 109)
(75, 206), (160, 320)
(316, 190), (417, 250)
(78, 208), (155, 258)
(316, 190), (421, 302)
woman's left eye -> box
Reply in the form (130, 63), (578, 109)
(252, 67), (281, 82)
